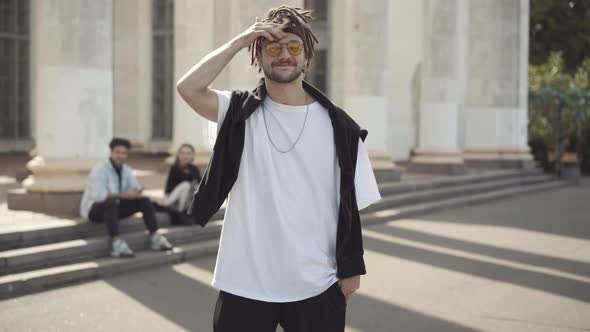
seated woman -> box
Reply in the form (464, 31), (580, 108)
(163, 143), (202, 213)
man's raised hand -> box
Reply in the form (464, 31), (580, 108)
(233, 18), (289, 49)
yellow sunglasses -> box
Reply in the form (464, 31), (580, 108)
(264, 41), (304, 57)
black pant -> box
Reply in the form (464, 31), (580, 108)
(213, 281), (346, 332)
(88, 197), (159, 237)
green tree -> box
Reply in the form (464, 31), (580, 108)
(530, 0), (590, 74)
(529, 52), (590, 175)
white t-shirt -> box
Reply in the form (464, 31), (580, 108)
(209, 90), (381, 302)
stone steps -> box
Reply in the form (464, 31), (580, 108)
(0, 171), (554, 276)
(361, 180), (568, 226)
(0, 169), (538, 251)
(0, 240), (219, 299)
(0, 210), (225, 252)
(377, 169), (545, 196)
(0, 221), (223, 276)
(363, 173), (553, 214)
(0, 170), (569, 298)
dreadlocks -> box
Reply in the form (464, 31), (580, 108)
(248, 6), (319, 72)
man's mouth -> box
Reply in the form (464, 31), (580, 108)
(273, 62), (296, 67)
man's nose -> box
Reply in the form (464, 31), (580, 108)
(277, 44), (292, 59)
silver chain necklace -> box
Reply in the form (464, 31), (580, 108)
(261, 94), (309, 153)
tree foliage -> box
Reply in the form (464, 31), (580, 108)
(530, 0), (590, 74)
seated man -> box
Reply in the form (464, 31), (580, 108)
(80, 137), (173, 258)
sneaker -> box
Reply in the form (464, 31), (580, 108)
(111, 238), (134, 258)
(150, 233), (173, 251)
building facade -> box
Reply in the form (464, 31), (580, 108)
(0, 0), (532, 192)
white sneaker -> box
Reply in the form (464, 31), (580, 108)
(111, 238), (134, 258)
(150, 233), (173, 251)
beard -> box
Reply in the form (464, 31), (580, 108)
(262, 61), (304, 84)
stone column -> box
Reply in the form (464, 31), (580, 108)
(113, 0), (152, 148)
(407, 0), (467, 175)
(171, 0), (215, 167)
(25, 0), (113, 190)
(462, 0), (534, 169)
(330, 0), (401, 181)
(387, 0), (424, 161)
(8, 0), (114, 214)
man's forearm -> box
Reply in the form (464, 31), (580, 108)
(177, 18), (286, 92)
(107, 192), (128, 199)
(176, 21), (284, 122)
(177, 38), (244, 92)
(107, 190), (140, 199)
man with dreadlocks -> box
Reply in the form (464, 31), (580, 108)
(177, 6), (381, 332)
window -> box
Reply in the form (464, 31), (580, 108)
(306, 0), (327, 20)
(304, 0), (328, 94)
(152, 0), (174, 140)
(0, 0), (29, 139)
(307, 49), (327, 94)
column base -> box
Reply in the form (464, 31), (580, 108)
(462, 149), (536, 170)
(369, 152), (402, 182)
(23, 156), (97, 192)
(7, 188), (82, 216)
(407, 149), (467, 175)
(8, 156), (96, 216)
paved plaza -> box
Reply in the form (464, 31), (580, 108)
(0, 178), (588, 331)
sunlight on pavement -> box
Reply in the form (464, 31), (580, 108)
(373, 209), (401, 218)
(389, 219), (590, 263)
(363, 228), (590, 283)
(172, 263), (215, 287)
(356, 245), (590, 331)
(0, 176), (16, 185)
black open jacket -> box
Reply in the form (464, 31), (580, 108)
(188, 79), (369, 279)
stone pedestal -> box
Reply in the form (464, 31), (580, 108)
(331, 0), (401, 181)
(8, 0), (114, 215)
(462, 148), (535, 170)
(410, 148), (466, 175)
(23, 158), (99, 192)
(462, 0), (534, 169)
(407, 0), (467, 175)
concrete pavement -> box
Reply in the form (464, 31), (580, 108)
(0, 179), (588, 332)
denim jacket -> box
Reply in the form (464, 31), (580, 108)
(80, 160), (142, 218)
